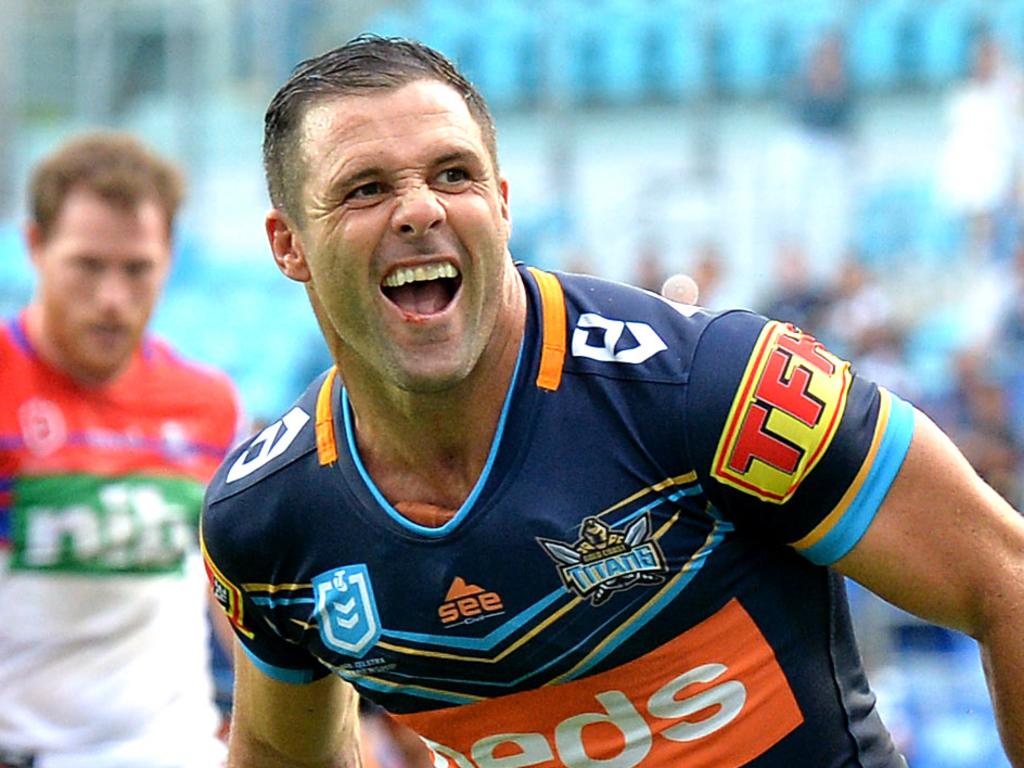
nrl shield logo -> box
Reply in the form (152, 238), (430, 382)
(313, 565), (381, 658)
(538, 514), (667, 606)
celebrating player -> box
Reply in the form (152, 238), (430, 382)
(202, 36), (1024, 767)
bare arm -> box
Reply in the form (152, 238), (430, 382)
(834, 409), (1024, 765)
(228, 640), (362, 767)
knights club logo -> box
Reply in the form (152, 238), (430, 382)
(538, 514), (668, 606)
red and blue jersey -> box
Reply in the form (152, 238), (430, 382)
(0, 313), (240, 571)
(202, 265), (914, 767)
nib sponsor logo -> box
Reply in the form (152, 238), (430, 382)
(438, 577), (504, 627)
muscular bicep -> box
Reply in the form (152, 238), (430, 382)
(229, 640), (361, 768)
(834, 409), (1024, 637)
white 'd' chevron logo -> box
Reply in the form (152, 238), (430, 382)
(572, 313), (667, 364)
(227, 407), (310, 482)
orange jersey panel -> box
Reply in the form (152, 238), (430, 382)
(398, 598), (803, 768)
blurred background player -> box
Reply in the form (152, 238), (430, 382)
(0, 133), (240, 768)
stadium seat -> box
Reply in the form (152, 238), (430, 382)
(644, 0), (710, 101)
(855, 181), (929, 266)
(597, 0), (649, 104)
(918, 0), (982, 88)
(543, 0), (609, 105)
(707, 0), (788, 97)
(469, 0), (539, 109)
(415, 0), (477, 73)
(847, 0), (917, 91)
(362, 8), (414, 39)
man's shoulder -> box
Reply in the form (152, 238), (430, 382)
(204, 372), (327, 507)
(543, 269), (760, 384)
(144, 335), (237, 401)
(0, 315), (29, 367)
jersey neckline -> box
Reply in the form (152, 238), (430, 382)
(328, 264), (560, 539)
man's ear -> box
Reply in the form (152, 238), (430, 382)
(24, 221), (45, 267)
(499, 176), (512, 239)
(266, 208), (311, 282)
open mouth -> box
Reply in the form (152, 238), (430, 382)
(381, 262), (462, 315)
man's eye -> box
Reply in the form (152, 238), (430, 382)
(125, 262), (154, 279)
(76, 258), (104, 276)
(438, 168), (469, 185)
(348, 182), (383, 201)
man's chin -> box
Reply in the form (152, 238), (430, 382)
(392, 363), (474, 395)
(72, 350), (134, 386)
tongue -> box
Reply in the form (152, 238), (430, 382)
(388, 281), (450, 315)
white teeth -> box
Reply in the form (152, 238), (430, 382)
(383, 262), (458, 288)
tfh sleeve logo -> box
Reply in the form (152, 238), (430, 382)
(712, 322), (852, 503)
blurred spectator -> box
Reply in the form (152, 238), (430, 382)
(817, 258), (921, 401)
(687, 240), (731, 309)
(630, 239), (667, 292)
(923, 349), (1024, 509)
(937, 33), (1024, 261)
(989, 240), (1024, 355)
(792, 31), (855, 140)
(0, 133), (240, 767)
(561, 246), (597, 277)
(773, 30), (857, 284)
(854, 323), (920, 405)
(761, 239), (829, 334)
(818, 260), (892, 355)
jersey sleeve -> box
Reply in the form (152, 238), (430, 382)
(683, 310), (916, 565)
(200, 515), (330, 684)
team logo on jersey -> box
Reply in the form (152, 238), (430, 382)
(18, 397), (66, 456)
(438, 577), (505, 627)
(571, 313), (667, 364)
(712, 322), (851, 503)
(202, 546), (253, 638)
(160, 420), (192, 462)
(226, 407), (310, 482)
(538, 514), (667, 605)
(313, 564), (382, 658)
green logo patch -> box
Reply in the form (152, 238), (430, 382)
(11, 474), (204, 575)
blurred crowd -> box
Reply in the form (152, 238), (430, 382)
(606, 29), (1024, 517)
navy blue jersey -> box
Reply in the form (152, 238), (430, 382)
(202, 265), (915, 767)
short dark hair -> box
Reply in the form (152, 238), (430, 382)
(263, 35), (498, 221)
(29, 132), (185, 241)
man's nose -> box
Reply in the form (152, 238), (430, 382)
(94, 270), (133, 311)
(393, 186), (445, 237)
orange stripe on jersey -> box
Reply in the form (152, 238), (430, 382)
(398, 598), (802, 768)
(316, 367), (339, 466)
(527, 267), (567, 392)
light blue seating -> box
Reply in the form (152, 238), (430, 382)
(646, 0), (711, 100)
(848, 0), (916, 91)
(918, 0), (980, 87)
